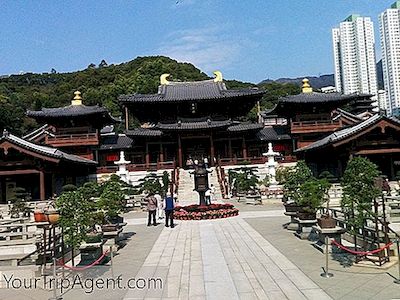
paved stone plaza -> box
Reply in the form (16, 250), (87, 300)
(1, 204), (400, 299)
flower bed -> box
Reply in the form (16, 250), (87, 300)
(174, 203), (239, 220)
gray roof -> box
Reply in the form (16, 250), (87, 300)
(99, 134), (133, 150)
(333, 108), (362, 123)
(119, 79), (265, 103)
(156, 119), (233, 130)
(27, 105), (119, 124)
(279, 92), (356, 104)
(22, 124), (50, 141)
(295, 114), (396, 152)
(256, 126), (291, 141)
(227, 123), (264, 132)
(125, 128), (163, 137)
(1, 131), (97, 165)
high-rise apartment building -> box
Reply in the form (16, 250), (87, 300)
(332, 15), (378, 98)
(379, 1), (400, 116)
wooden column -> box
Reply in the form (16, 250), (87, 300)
(242, 138), (248, 159)
(210, 133), (215, 167)
(145, 142), (150, 168)
(124, 106), (129, 131)
(39, 171), (45, 200)
(178, 135), (183, 168)
(228, 139), (233, 162)
(159, 143), (164, 163)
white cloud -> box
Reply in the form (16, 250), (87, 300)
(157, 27), (243, 74)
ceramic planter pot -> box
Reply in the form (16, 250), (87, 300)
(297, 211), (316, 220)
(45, 210), (60, 224)
(34, 211), (48, 222)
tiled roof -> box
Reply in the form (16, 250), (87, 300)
(227, 123), (264, 132)
(295, 114), (396, 152)
(125, 128), (163, 137)
(119, 79), (265, 103)
(99, 134), (133, 150)
(256, 126), (291, 141)
(27, 105), (119, 124)
(22, 124), (51, 141)
(1, 131), (97, 164)
(156, 119), (233, 130)
(279, 92), (357, 104)
(333, 108), (362, 123)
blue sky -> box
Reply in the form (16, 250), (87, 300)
(0, 1), (392, 83)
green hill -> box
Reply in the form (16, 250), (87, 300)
(0, 56), (299, 135)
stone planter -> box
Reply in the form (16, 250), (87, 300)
(297, 211), (316, 220)
(84, 232), (103, 243)
(102, 224), (119, 232)
(317, 215), (336, 228)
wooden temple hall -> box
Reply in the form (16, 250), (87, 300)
(118, 71), (292, 168)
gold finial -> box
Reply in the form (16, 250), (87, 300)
(302, 78), (313, 93)
(71, 91), (82, 105)
(160, 74), (170, 85)
(213, 71), (223, 82)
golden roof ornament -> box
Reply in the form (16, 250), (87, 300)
(213, 71), (223, 82)
(71, 91), (82, 106)
(160, 74), (170, 85)
(302, 78), (313, 93)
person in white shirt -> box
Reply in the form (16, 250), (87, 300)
(205, 189), (211, 205)
(155, 193), (164, 219)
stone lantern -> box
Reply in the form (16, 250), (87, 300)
(262, 142), (280, 188)
(114, 151), (131, 184)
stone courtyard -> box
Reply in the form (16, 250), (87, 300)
(1, 200), (400, 300)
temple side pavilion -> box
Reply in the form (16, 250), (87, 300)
(0, 130), (96, 203)
(296, 114), (400, 179)
(119, 72), (293, 169)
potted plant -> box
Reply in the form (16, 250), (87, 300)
(9, 187), (30, 218)
(317, 171), (335, 228)
(99, 177), (125, 226)
(279, 161), (313, 213)
(34, 208), (48, 222)
(341, 157), (381, 251)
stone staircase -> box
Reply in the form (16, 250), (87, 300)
(177, 168), (223, 206)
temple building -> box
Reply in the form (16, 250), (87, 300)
(118, 72), (293, 169)
(0, 130), (96, 203)
(296, 114), (400, 180)
(263, 79), (375, 149)
(26, 91), (118, 160)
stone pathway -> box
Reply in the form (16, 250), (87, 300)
(124, 216), (331, 300)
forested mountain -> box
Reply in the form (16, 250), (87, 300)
(0, 56), (299, 135)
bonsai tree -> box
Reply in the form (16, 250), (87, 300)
(56, 189), (92, 248)
(229, 166), (259, 194)
(281, 161), (313, 204)
(341, 157), (381, 248)
(137, 173), (163, 195)
(98, 179), (124, 223)
(9, 187), (30, 218)
(297, 178), (331, 214)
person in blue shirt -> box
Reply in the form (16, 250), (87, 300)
(164, 192), (175, 228)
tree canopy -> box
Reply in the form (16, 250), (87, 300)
(0, 55), (300, 135)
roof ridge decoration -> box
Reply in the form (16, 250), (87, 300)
(160, 74), (170, 85)
(213, 71), (223, 82)
(302, 78), (313, 94)
(71, 91), (82, 106)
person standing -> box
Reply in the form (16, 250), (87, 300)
(205, 189), (211, 205)
(155, 192), (164, 220)
(204, 157), (209, 168)
(146, 193), (157, 226)
(210, 184), (216, 203)
(164, 192), (175, 228)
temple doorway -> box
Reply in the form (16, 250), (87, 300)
(181, 136), (210, 166)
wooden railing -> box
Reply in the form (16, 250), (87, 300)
(291, 120), (341, 134)
(45, 132), (99, 147)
